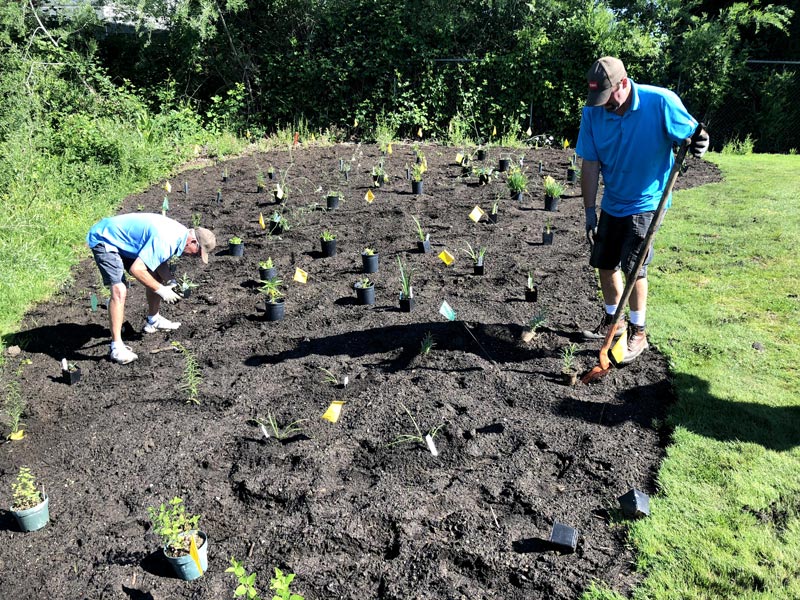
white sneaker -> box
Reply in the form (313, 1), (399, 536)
(143, 315), (181, 333)
(110, 345), (138, 364)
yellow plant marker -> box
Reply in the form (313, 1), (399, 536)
(164, 181), (172, 193)
(387, 143), (393, 154)
(526, 126), (532, 137)
(189, 534), (204, 576)
(492, 125), (497, 136)
(322, 400), (345, 423)
(8, 430), (24, 441)
(365, 189), (375, 203)
(608, 330), (627, 366)
(293, 267), (308, 283)
(468, 206), (485, 223)
(455, 152), (464, 165)
(354, 118), (359, 127)
(417, 127), (423, 138)
(258, 212), (266, 230)
(563, 139), (570, 149)
(438, 249), (455, 266)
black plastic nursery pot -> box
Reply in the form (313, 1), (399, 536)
(544, 194), (560, 212)
(488, 212), (498, 224)
(567, 167), (578, 184)
(498, 158), (510, 172)
(268, 221), (284, 235)
(511, 191), (523, 202)
(476, 149), (487, 160)
(362, 253), (379, 274)
(62, 367), (81, 385)
(259, 267), (278, 281)
(256, 184), (265, 193)
(399, 297), (414, 312)
(618, 489), (650, 518)
(417, 239), (432, 254)
(478, 173), (491, 185)
(525, 287), (538, 302)
(216, 191), (222, 204)
(229, 242), (245, 257)
(372, 174), (386, 187)
(411, 180), (424, 195)
(326, 195), (340, 209)
(562, 371), (579, 386)
(321, 239), (337, 257)
(473, 261), (485, 276)
(264, 298), (285, 321)
(180, 288), (192, 299)
(549, 522), (578, 554)
(542, 231), (554, 245)
(538, 162), (544, 175)
(355, 283), (375, 305)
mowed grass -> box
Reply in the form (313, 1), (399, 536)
(585, 153), (800, 599)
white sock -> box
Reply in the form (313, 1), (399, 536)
(629, 310), (645, 326)
(604, 304), (617, 315)
(111, 341), (120, 351)
(147, 313), (159, 324)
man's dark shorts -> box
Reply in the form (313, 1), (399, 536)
(91, 244), (135, 286)
(589, 210), (659, 278)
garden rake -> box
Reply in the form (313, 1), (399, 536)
(582, 136), (692, 384)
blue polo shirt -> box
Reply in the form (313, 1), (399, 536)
(87, 214), (188, 272)
(576, 79), (698, 217)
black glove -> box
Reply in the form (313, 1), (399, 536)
(690, 125), (709, 158)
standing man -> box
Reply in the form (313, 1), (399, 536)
(577, 56), (708, 362)
(87, 213), (216, 364)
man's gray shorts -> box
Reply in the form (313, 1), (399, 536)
(91, 244), (134, 286)
(589, 210), (658, 279)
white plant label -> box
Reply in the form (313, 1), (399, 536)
(425, 434), (439, 457)
(260, 424), (270, 439)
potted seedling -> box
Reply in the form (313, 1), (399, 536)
(488, 201), (499, 224)
(60, 358), (81, 385)
(372, 160), (387, 187)
(460, 154), (472, 176)
(147, 497), (207, 581)
(256, 172), (266, 193)
(543, 219), (554, 245)
(411, 215), (431, 253)
(254, 413), (307, 444)
(228, 236), (244, 257)
(178, 273), (198, 298)
(411, 163), (424, 195)
(320, 230), (337, 257)
(476, 146), (487, 161)
(353, 276), (375, 305)
(462, 242), (487, 275)
(475, 166), (493, 185)
(543, 175), (564, 212)
(521, 310), (547, 343)
(216, 188), (222, 204)
(398, 257), (414, 312)
(507, 167), (527, 201)
(561, 343), (579, 386)
(258, 258), (277, 281)
(567, 153), (579, 184)
(222, 166), (229, 182)
(341, 160), (351, 181)
(361, 247), (379, 274)
(259, 277), (285, 321)
(498, 154), (511, 172)
(525, 272), (538, 302)
(268, 212), (290, 236)
(10, 467), (49, 532)
(326, 190), (341, 210)
(267, 166), (275, 180)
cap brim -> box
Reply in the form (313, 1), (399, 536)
(200, 247), (209, 264)
(587, 87), (612, 106)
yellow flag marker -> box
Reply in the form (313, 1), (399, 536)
(164, 181), (172, 193)
(365, 189), (375, 203)
(258, 212), (266, 230)
(354, 118), (359, 127)
(8, 430), (24, 441)
(322, 400), (345, 423)
(492, 125), (497, 136)
(189, 534), (204, 576)
(563, 139), (570, 149)
(387, 143), (393, 154)
(455, 152), (464, 165)
(526, 126), (532, 137)
(438, 249), (455, 266)
(417, 127), (423, 138)
(293, 267), (308, 283)
(468, 206), (485, 223)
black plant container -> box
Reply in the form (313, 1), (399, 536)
(362, 252), (379, 274)
(476, 149), (486, 161)
(417, 239), (431, 254)
(399, 297), (414, 312)
(498, 158), (510, 172)
(549, 522), (578, 554)
(618, 489), (650, 518)
(268, 220), (284, 236)
(259, 267), (278, 281)
(256, 184), (265, 193)
(567, 167), (578, 184)
(487, 212), (498, 224)
(264, 298), (285, 322)
(411, 180), (424, 195)
(372, 174), (386, 187)
(180, 287), (192, 299)
(525, 287), (538, 302)
(473, 261), (485, 276)
(326, 195), (340, 210)
(544, 194), (560, 212)
(355, 283), (375, 305)
(478, 173), (491, 185)
(62, 367), (81, 385)
(321, 239), (337, 257)
(511, 191), (523, 202)
(542, 231), (554, 245)
(229, 242), (245, 257)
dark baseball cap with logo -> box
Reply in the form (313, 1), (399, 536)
(586, 57), (627, 106)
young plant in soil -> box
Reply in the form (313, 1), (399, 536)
(318, 367), (340, 387)
(521, 310), (548, 343)
(561, 343), (579, 386)
(525, 272), (538, 302)
(462, 242), (487, 267)
(147, 497), (201, 557)
(543, 175), (565, 211)
(226, 558), (305, 600)
(269, 212), (290, 235)
(388, 403), (443, 454)
(321, 230), (336, 242)
(371, 159), (387, 187)
(3, 381), (25, 440)
(397, 257), (414, 311)
(178, 273), (198, 297)
(543, 218), (554, 244)
(474, 166), (494, 185)
(255, 413), (306, 442)
(259, 277), (284, 302)
(171, 341), (201, 404)
(507, 167), (528, 199)
(354, 276), (375, 305)
(419, 332), (435, 356)
(256, 172), (266, 192)
(411, 215), (431, 252)
(11, 467), (43, 511)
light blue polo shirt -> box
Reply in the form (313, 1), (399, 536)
(87, 214), (188, 272)
(576, 79), (698, 217)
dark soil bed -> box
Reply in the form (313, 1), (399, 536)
(0, 143), (721, 599)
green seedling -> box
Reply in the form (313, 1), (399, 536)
(178, 273), (198, 293)
(258, 277), (284, 302)
(259, 258), (274, 270)
(420, 332), (435, 356)
(11, 467), (43, 511)
(362, 247), (375, 256)
(229, 236), (243, 245)
(398, 257), (413, 299)
(462, 242), (487, 264)
(3, 381), (25, 438)
(255, 413), (306, 441)
(319, 367), (339, 386)
(147, 497), (201, 555)
(507, 167), (528, 193)
(526, 272), (536, 291)
(410, 215), (428, 243)
(191, 213), (202, 228)
(562, 343), (578, 374)
(388, 403), (443, 450)
(171, 341), (201, 404)
(543, 175), (565, 198)
(321, 230), (336, 242)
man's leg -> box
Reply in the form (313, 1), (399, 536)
(108, 282), (128, 343)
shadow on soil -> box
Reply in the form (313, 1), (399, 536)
(2, 323), (118, 362)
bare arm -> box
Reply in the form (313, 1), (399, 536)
(581, 159), (600, 210)
(129, 258), (167, 292)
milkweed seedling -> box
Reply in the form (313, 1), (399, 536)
(254, 413), (306, 441)
(171, 341), (201, 404)
(388, 403), (443, 452)
(3, 381), (25, 438)
(420, 332), (435, 356)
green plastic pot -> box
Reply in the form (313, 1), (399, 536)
(12, 493), (49, 532)
(164, 530), (208, 581)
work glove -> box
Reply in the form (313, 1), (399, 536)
(585, 206), (598, 248)
(690, 125), (709, 158)
(155, 284), (180, 304)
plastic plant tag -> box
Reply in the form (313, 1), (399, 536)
(189, 534), (204, 576)
(526, 126), (532, 137)
(322, 400), (345, 423)
(61, 358), (69, 371)
(365, 189), (375, 203)
(354, 118), (358, 127)
(492, 125), (497, 136)
(293, 268), (308, 284)
(563, 139), (570, 149)
(8, 430), (25, 441)
(469, 206), (485, 223)
(90, 293), (98, 312)
(455, 152), (464, 164)
(258, 213), (266, 230)
(162, 197), (169, 211)
(438, 249), (455, 266)
(387, 143), (393, 155)
(417, 127), (423, 138)
(275, 184), (284, 200)
(183, 181), (189, 194)
(425, 434), (439, 457)
(164, 181), (172, 193)
(439, 300), (457, 321)
(259, 424), (270, 439)
(343, 376), (349, 388)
